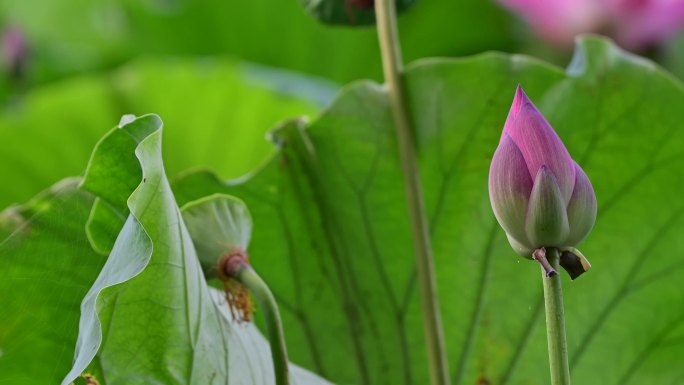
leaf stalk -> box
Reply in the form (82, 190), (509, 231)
(541, 248), (571, 385)
(234, 262), (290, 385)
(374, 1), (450, 384)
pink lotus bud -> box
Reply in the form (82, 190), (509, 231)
(498, 0), (684, 50)
(489, 86), (597, 267)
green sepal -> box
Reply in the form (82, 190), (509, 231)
(525, 166), (569, 247)
(559, 247), (592, 280)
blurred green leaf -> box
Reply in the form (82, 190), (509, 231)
(172, 37), (684, 384)
(59, 114), (331, 384)
(0, 75), (119, 210)
(0, 0), (515, 87)
(301, 0), (415, 26)
(0, 57), (321, 209)
(110, 58), (323, 181)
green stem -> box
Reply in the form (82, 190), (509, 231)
(235, 263), (290, 385)
(374, 2), (450, 385)
(541, 248), (571, 385)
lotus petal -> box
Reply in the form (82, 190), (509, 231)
(525, 166), (569, 247)
(489, 134), (534, 247)
(565, 162), (597, 246)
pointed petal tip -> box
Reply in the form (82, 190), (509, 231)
(515, 84), (525, 97)
(511, 85), (526, 115)
(505, 85), (539, 137)
(513, 85), (532, 105)
(504, 85), (532, 136)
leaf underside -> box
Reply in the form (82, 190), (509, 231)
(1, 115), (332, 385)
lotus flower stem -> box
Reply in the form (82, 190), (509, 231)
(374, 1), (450, 385)
(233, 261), (290, 385)
(541, 247), (571, 385)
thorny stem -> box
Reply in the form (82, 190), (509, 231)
(374, 1), (451, 385)
(541, 248), (571, 385)
(229, 259), (290, 385)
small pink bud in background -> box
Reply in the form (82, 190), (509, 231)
(498, 0), (684, 50)
(489, 86), (597, 277)
(2, 26), (29, 81)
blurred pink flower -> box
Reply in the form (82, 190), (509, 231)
(499, 0), (684, 49)
(2, 26), (29, 79)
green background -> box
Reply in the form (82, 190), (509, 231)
(3, 1), (684, 384)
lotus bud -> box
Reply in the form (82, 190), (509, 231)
(181, 194), (254, 321)
(489, 85), (597, 278)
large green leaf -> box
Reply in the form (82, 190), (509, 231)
(172, 36), (684, 384)
(0, 180), (107, 384)
(0, 57), (320, 209)
(60, 114), (332, 384)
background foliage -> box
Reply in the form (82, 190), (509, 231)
(0, 0), (518, 209)
(3, 1), (684, 385)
